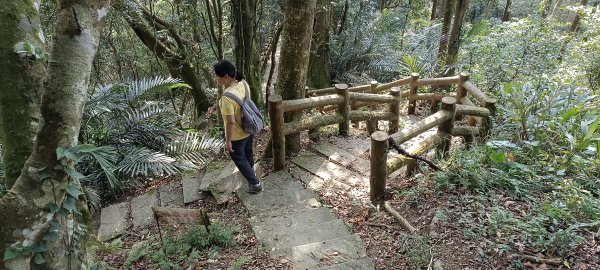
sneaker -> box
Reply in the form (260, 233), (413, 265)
(246, 183), (264, 194)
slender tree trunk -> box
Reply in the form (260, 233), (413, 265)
(0, 0), (45, 189)
(431, 0), (439, 20)
(501, 0), (511, 21)
(337, 0), (349, 36)
(277, 0), (317, 156)
(445, 0), (469, 77)
(115, 0), (212, 115)
(558, 0), (588, 62)
(0, 0), (109, 269)
(308, 0), (331, 89)
(232, 0), (263, 108)
(550, 0), (563, 18)
(569, 0), (588, 32)
(437, 0), (455, 70)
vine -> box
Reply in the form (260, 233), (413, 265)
(3, 145), (99, 267)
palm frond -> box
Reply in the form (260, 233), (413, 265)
(83, 186), (102, 213)
(85, 83), (127, 119)
(165, 132), (224, 167)
(122, 76), (190, 103)
(117, 147), (179, 177)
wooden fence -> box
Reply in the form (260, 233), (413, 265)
(267, 72), (496, 174)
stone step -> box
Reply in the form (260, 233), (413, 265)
(289, 165), (351, 192)
(291, 152), (367, 189)
(198, 160), (230, 191)
(315, 257), (375, 270)
(253, 219), (351, 257)
(238, 181), (321, 219)
(181, 171), (205, 204)
(310, 141), (370, 175)
(131, 190), (158, 228)
(158, 181), (183, 207)
(289, 234), (367, 270)
(97, 202), (129, 241)
(327, 136), (371, 157)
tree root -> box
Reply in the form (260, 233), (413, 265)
(384, 201), (416, 233)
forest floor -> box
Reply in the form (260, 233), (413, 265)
(92, 109), (598, 270)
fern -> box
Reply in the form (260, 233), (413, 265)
(117, 147), (179, 177)
(165, 132), (225, 167)
(122, 76), (190, 103)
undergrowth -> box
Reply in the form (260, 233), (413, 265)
(124, 222), (242, 269)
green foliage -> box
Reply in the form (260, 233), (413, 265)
(228, 255), (252, 270)
(79, 77), (224, 199)
(395, 234), (431, 270)
(125, 222), (240, 269)
(0, 145), (5, 198)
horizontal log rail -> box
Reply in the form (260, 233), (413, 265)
(282, 94), (343, 112)
(452, 126), (481, 136)
(349, 92), (397, 103)
(390, 110), (452, 145)
(409, 92), (454, 101)
(414, 76), (460, 87)
(348, 111), (396, 122)
(373, 77), (412, 92)
(283, 114), (344, 136)
(463, 81), (487, 105)
(455, 104), (491, 117)
(386, 133), (447, 174)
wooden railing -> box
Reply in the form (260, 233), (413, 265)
(267, 72), (496, 173)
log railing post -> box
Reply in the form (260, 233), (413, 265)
(269, 94), (285, 171)
(366, 81), (378, 134)
(405, 161), (417, 177)
(370, 131), (388, 203)
(482, 97), (497, 139)
(437, 97), (456, 157)
(456, 72), (473, 142)
(337, 84), (350, 136)
(388, 87), (401, 133)
(407, 73), (420, 115)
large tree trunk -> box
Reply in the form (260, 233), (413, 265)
(0, 0), (45, 189)
(437, 0), (455, 68)
(501, 0), (511, 22)
(445, 0), (469, 77)
(0, 0), (109, 269)
(232, 0), (263, 108)
(308, 0), (331, 89)
(115, 0), (212, 115)
(276, 0), (317, 156)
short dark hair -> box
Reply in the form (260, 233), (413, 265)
(213, 60), (244, 80)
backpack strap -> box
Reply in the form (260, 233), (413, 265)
(221, 80), (249, 106)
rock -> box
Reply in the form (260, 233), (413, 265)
(97, 202), (129, 242)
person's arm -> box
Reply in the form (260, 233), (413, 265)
(224, 114), (236, 153)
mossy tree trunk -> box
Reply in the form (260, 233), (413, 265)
(276, 0), (317, 156)
(232, 0), (263, 108)
(437, 0), (455, 67)
(444, 0), (469, 77)
(0, 0), (45, 189)
(0, 0), (108, 268)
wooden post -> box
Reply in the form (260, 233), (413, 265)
(269, 94), (285, 171)
(388, 87), (401, 133)
(405, 160), (417, 177)
(430, 99), (439, 114)
(337, 84), (350, 136)
(482, 97), (497, 139)
(366, 81), (378, 134)
(456, 72), (471, 141)
(370, 131), (388, 203)
(437, 97), (456, 156)
(407, 73), (420, 115)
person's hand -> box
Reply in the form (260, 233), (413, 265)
(225, 141), (234, 153)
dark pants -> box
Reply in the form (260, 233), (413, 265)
(229, 135), (259, 186)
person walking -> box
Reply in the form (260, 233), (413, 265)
(214, 60), (263, 193)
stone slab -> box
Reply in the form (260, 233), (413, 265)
(291, 152), (367, 189)
(198, 160), (229, 191)
(290, 234), (367, 270)
(97, 202), (129, 241)
(131, 190), (158, 228)
(158, 181), (183, 207)
(311, 141), (358, 167)
(288, 165), (351, 192)
(238, 181), (321, 218)
(328, 137), (371, 157)
(182, 171), (205, 204)
(208, 172), (245, 204)
(315, 257), (375, 270)
(253, 219), (351, 257)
